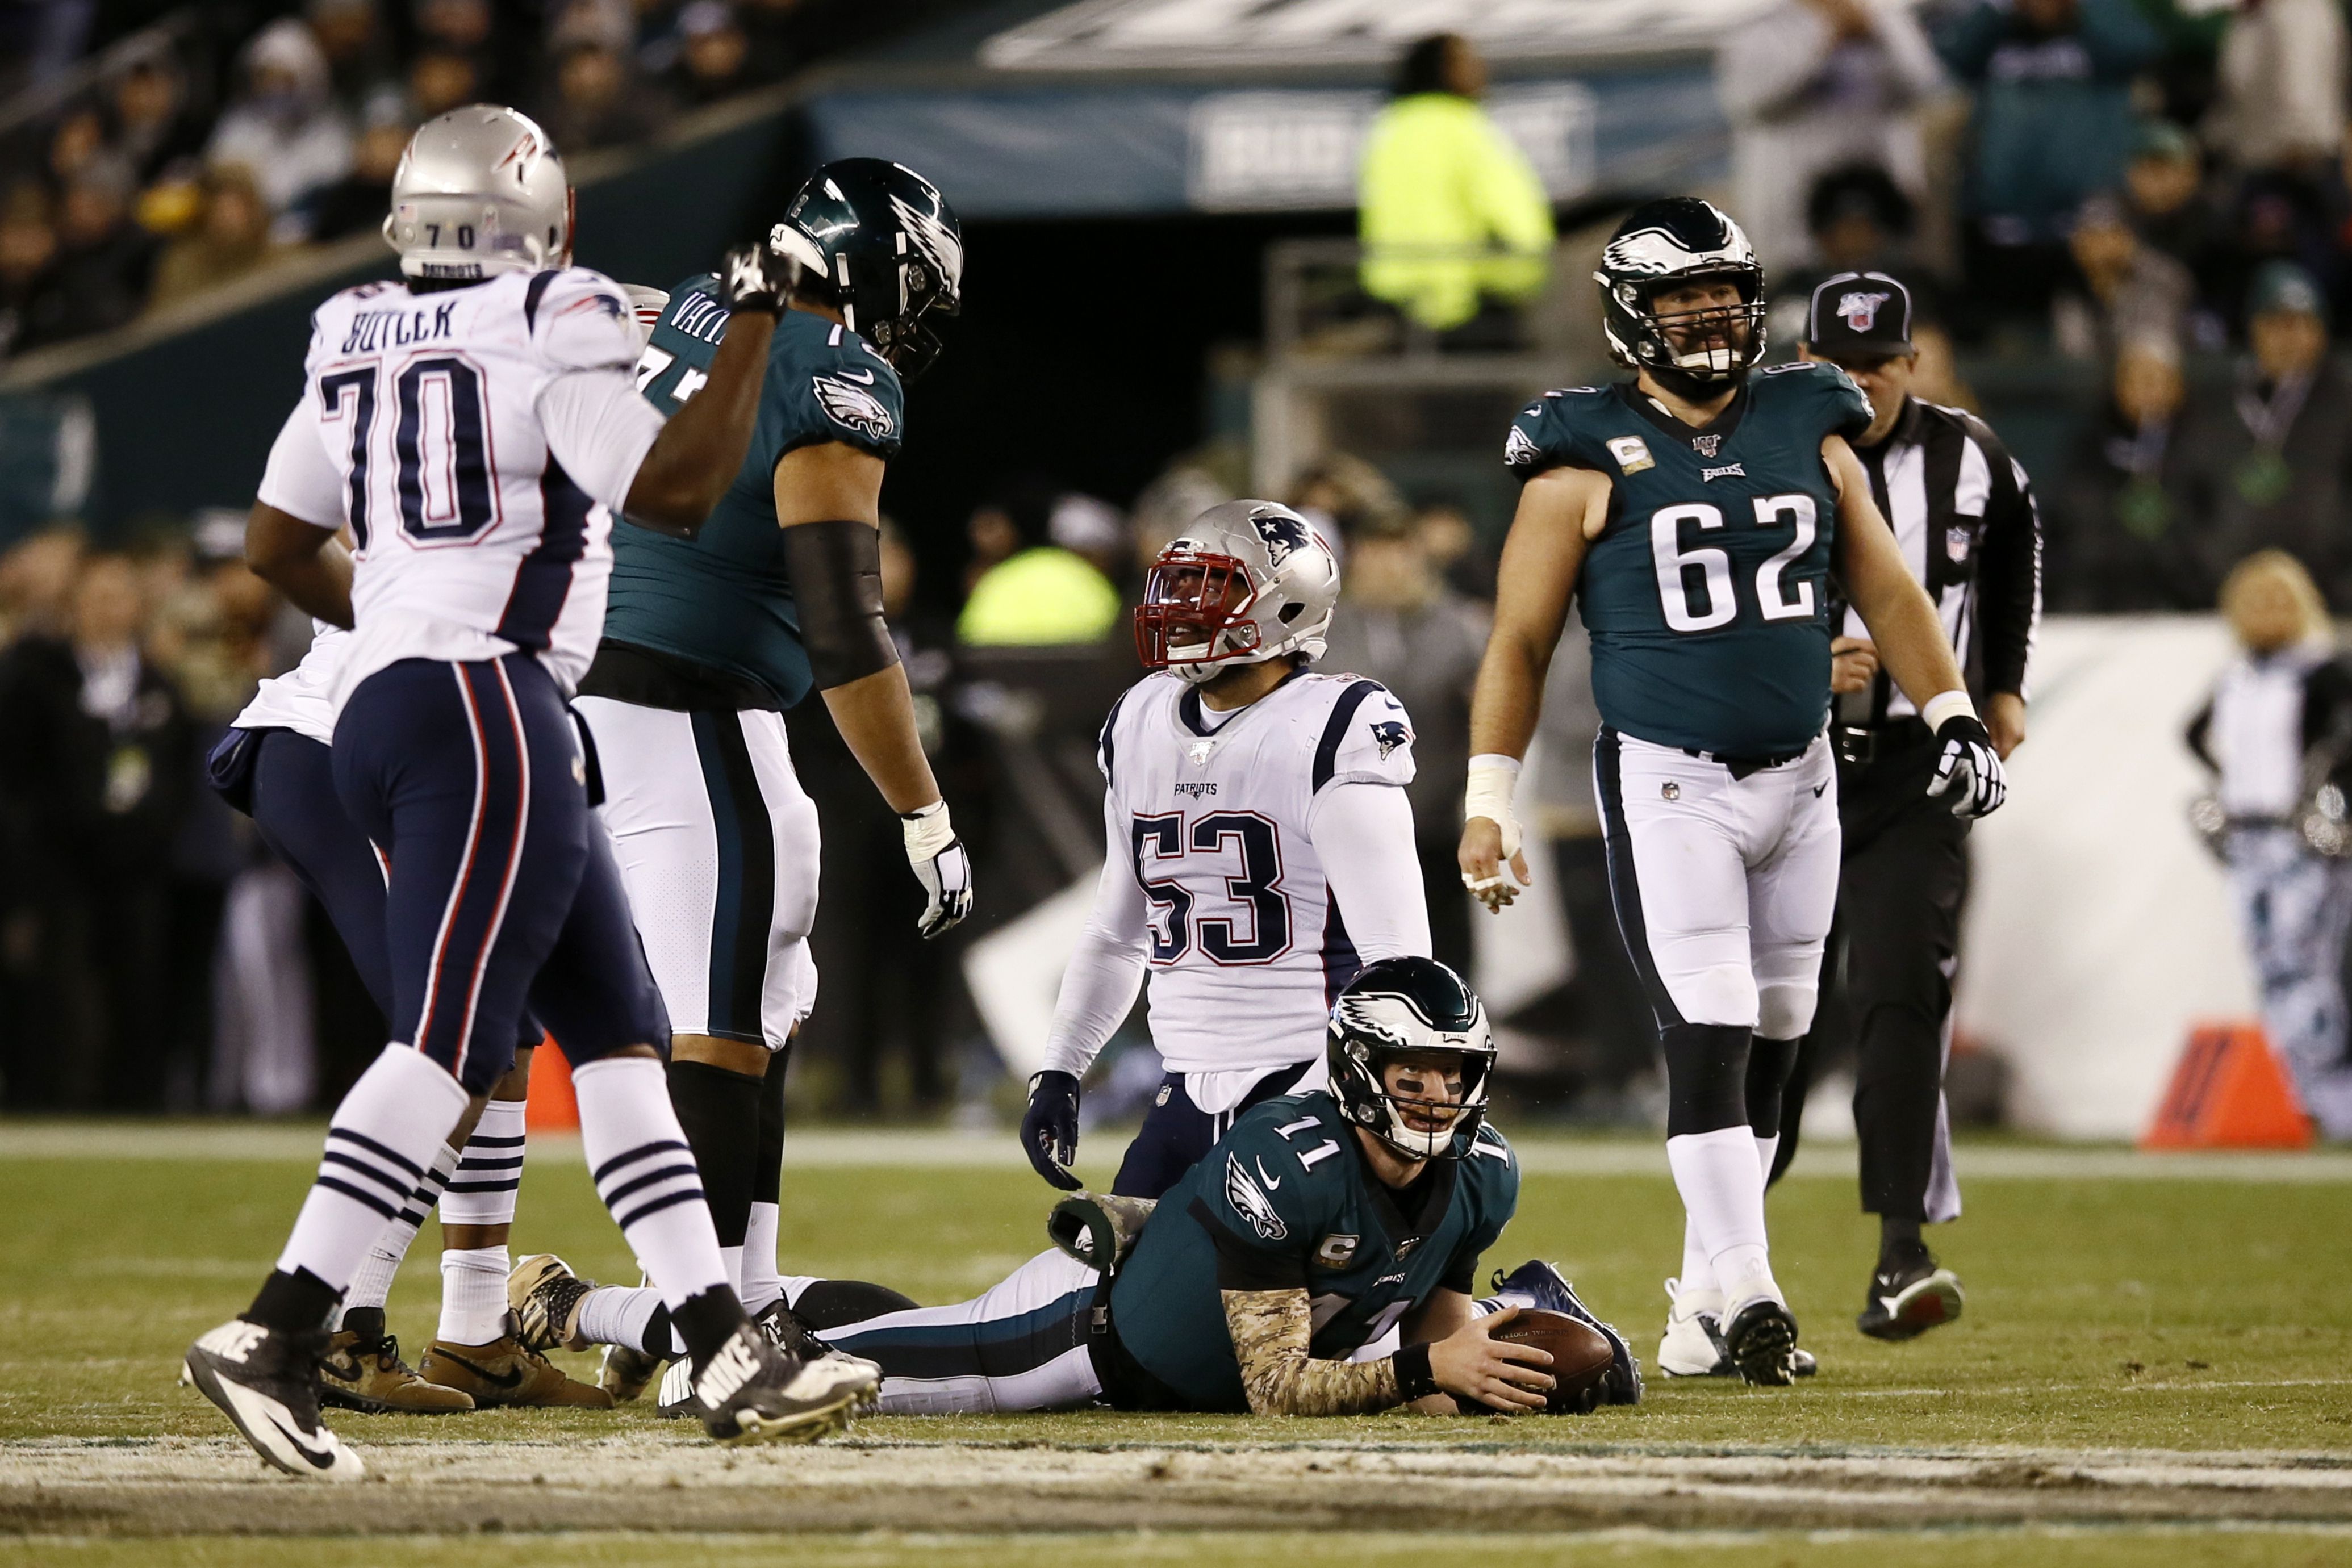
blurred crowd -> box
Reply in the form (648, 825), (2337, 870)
(0, 0), (871, 361)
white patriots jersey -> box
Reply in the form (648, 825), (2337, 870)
(258, 267), (657, 710)
(1098, 671), (1417, 1074)
(233, 621), (349, 746)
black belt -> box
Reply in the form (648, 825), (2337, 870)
(1682, 744), (1808, 781)
(1831, 717), (1933, 767)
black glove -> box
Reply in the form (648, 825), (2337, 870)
(1021, 1070), (1083, 1190)
(1928, 712), (2006, 819)
(717, 235), (796, 316)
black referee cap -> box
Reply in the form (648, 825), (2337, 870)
(1804, 270), (1914, 357)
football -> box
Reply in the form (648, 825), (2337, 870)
(1484, 1308), (1617, 1415)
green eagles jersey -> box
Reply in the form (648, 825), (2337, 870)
(1106, 1091), (1519, 1412)
(603, 280), (906, 710)
(1504, 363), (1871, 755)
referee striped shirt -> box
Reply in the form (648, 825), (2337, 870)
(1836, 395), (2044, 723)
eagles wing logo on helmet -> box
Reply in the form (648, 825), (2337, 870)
(1837, 291), (1892, 333)
(812, 375), (896, 440)
(1370, 720), (1411, 760)
(1223, 1153), (1288, 1241)
(1251, 508), (1314, 566)
(890, 191), (964, 291)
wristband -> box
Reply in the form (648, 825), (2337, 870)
(1464, 756), (1524, 859)
(1920, 690), (1978, 734)
(1393, 1341), (1438, 1403)
(902, 799), (956, 863)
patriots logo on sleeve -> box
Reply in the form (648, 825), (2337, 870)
(1224, 1152), (1288, 1242)
(558, 292), (626, 320)
(1369, 720), (1411, 760)
(812, 374), (896, 440)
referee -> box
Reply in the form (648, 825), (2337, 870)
(1779, 271), (2041, 1341)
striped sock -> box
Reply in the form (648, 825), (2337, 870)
(574, 1057), (732, 1315)
(270, 1045), (467, 1312)
(339, 1143), (458, 1325)
(442, 1098), (526, 1226)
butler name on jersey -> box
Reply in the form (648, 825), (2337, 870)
(1099, 669), (1417, 1074)
(265, 265), (658, 710)
(1504, 361), (1872, 757)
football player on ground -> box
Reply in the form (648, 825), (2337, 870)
(509, 161), (971, 1404)
(207, 618), (605, 1414)
(525, 959), (1636, 1417)
(1012, 499), (1427, 1201)
(1457, 198), (2004, 1386)
(181, 104), (878, 1479)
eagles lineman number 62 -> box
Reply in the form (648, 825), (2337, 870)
(1650, 494), (1819, 633)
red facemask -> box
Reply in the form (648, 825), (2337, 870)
(1133, 546), (1263, 671)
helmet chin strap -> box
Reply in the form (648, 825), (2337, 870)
(1645, 357), (1745, 402)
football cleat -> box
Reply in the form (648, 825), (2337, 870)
(1485, 1261), (1641, 1406)
(1722, 1294), (1800, 1387)
(1657, 1278), (1737, 1378)
(318, 1309), (473, 1414)
(181, 1319), (364, 1481)
(601, 1340), (665, 1403)
(1857, 1248), (1965, 1342)
(508, 1252), (598, 1353)
(417, 1335), (614, 1408)
(668, 1322), (878, 1444)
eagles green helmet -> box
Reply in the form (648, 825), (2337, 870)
(1594, 196), (1767, 399)
(771, 158), (962, 380)
(1326, 957), (1496, 1161)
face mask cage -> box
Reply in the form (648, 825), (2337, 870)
(1331, 1036), (1494, 1161)
(1620, 267), (1766, 383)
(1133, 547), (1264, 671)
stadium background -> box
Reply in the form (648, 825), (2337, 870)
(0, 0), (2298, 1142)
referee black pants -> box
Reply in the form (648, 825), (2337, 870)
(1776, 734), (1968, 1222)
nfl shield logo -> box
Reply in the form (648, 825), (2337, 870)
(1837, 290), (1893, 333)
(1946, 524), (1971, 564)
(1187, 739), (1217, 768)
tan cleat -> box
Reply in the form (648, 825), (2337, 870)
(600, 1341), (665, 1403)
(417, 1334), (615, 1408)
(319, 1310), (474, 1414)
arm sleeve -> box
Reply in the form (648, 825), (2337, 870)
(1038, 791), (1153, 1080)
(1310, 783), (1431, 963)
(254, 400), (345, 529)
(537, 368), (667, 515)
(1969, 424), (2043, 700)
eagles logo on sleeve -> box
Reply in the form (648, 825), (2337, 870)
(812, 373), (896, 440)
(1225, 1152), (1288, 1242)
(1503, 423), (1541, 471)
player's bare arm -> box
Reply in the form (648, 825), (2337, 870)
(621, 304), (778, 535)
(776, 439), (972, 936)
(1460, 463), (1606, 910)
(1827, 434), (2006, 817)
(244, 507), (355, 628)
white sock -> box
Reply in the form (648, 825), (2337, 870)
(574, 1057), (730, 1311)
(721, 1244), (745, 1299)
(1754, 1132), (1780, 1182)
(1678, 1212), (1717, 1302)
(1666, 1126), (1774, 1306)
(741, 1202), (783, 1317)
(577, 1283), (667, 1353)
(277, 1045), (467, 1294)
(340, 1143), (458, 1324)
(438, 1246), (510, 1344)
(441, 1098), (526, 1226)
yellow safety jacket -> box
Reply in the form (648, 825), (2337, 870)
(1358, 93), (1555, 331)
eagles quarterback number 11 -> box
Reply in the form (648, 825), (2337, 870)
(1649, 493), (1818, 633)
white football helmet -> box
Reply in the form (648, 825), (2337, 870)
(1134, 499), (1340, 684)
(382, 104), (570, 281)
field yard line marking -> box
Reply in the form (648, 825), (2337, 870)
(8, 1122), (2352, 1181)
(1843, 1377), (2352, 1398)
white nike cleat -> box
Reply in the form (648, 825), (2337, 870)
(660, 1322), (879, 1443)
(1657, 1278), (1737, 1378)
(181, 1319), (364, 1481)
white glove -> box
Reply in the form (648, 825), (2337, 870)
(1462, 755), (1525, 894)
(1924, 695), (2006, 820)
(902, 799), (974, 938)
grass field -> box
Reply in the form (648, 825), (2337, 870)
(2, 1124), (2349, 1564)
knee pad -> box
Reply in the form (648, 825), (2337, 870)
(1755, 978), (1819, 1043)
(1660, 1022), (1752, 1137)
(790, 1278), (920, 1329)
(1744, 1036), (1799, 1135)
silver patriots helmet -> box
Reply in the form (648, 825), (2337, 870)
(1327, 957), (1496, 1161)
(1134, 499), (1339, 684)
(383, 104), (571, 282)
(1594, 196), (1767, 398)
